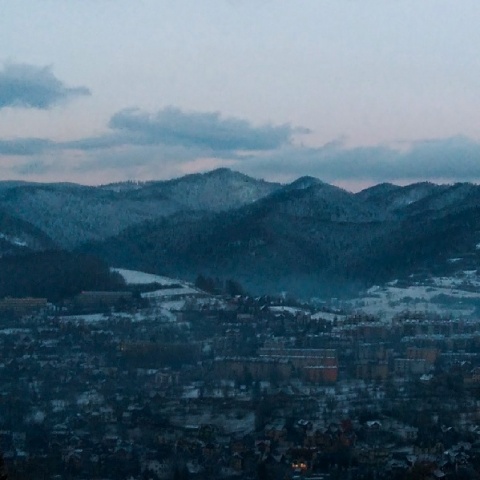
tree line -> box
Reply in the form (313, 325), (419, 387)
(0, 250), (125, 302)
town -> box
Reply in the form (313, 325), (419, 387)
(1, 270), (480, 480)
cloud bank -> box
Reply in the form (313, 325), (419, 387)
(109, 108), (299, 151)
(1, 104), (480, 186)
(0, 105), (302, 173)
(60, 107), (299, 153)
(0, 138), (55, 155)
(0, 63), (90, 110)
(243, 136), (480, 183)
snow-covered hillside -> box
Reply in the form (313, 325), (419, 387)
(348, 271), (480, 322)
(112, 268), (187, 287)
(112, 268), (224, 316)
(0, 169), (280, 248)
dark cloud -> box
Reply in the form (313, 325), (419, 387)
(242, 136), (480, 183)
(53, 107), (300, 155)
(12, 160), (53, 175)
(0, 138), (55, 155)
(107, 107), (299, 151)
(62, 135), (121, 151)
(1, 104), (299, 162)
(0, 63), (90, 110)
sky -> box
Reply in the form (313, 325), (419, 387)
(1, 0), (480, 190)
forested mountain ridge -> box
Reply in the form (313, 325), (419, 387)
(81, 174), (480, 296)
(0, 169), (280, 248)
(0, 208), (55, 255)
(0, 169), (479, 296)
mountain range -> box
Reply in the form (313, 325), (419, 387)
(0, 168), (479, 297)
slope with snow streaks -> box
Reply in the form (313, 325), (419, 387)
(112, 268), (204, 301)
(112, 268), (189, 287)
(0, 169), (280, 248)
(134, 168), (280, 211)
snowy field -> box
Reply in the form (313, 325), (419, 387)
(112, 268), (188, 287)
(112, 268), (207, 300)
(311, 311), (348, 323)
(348, 272), (480, 321)
(57, 312), (152, 323)
(142, 286), (201, 299)
(269, 306), (309, 316)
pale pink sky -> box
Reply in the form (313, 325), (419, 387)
(2, 1), (480, 188)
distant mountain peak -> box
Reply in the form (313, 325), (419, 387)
(165, 167), (269, 187)
(283, 176), (324, 191)
(205, 167), (235, 176)
(292, 175), (323, 187)
(195, 168), (277, 186)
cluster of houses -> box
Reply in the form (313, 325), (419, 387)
(1, 287), (480, 478)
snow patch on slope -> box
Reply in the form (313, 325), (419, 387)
(112, 268), (212, 303)
(0, 232), (27, 247)
(112, 268), (188, 287)
(350, 272), (480, 322)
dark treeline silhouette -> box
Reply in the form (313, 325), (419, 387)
(0, 456), (6, 480)
(195, 274), (246, 296)
(0, 250), (125, 302)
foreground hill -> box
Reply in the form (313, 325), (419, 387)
(0, 251), (125, 302)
